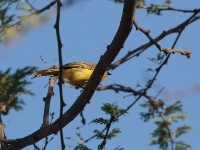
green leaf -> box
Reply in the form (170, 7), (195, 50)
(101, 102), (127, 117)
(0, 66), (36, 114)
(164, 101), (183, 116)
(175, 126), (192, 138)
(33, 143), (41, 150)
(91, 118), (109, 125)
(93, 130), (104, 139)
(107, 128), (121, 139)
(175, 141), (191, 150)
(171, 114), (187, 122)
(74, 144), (92, 150)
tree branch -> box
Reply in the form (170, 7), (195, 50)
(41, 76), (57, 127)
(0, 114), (7, 149)
(54, 0), (66, 149)
(132, 20), (191, 58)
(5, 0), (137, 149)
(110, 9), (200, 70)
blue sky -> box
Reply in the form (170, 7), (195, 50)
(1, 0), (200, 149)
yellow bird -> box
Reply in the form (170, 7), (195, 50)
(33, 61), (110, 87)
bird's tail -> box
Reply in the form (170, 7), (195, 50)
(32, 68), (59, 79)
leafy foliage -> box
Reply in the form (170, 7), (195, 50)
(0, 0), (50, 43)
(140, 100), (192, 149)
(74, 144), (92, 150)
(91, 118), (109, 125)
(0, 66), (36, 114)
(91, 102), (126, 149)
(0, 0), (197, 149)
(0, 0), (27, 43)
(164, 101), (183, 116)
(175, 141), (191, 150)
(175, 126), (192, 138)
(101, 102), (127, 118)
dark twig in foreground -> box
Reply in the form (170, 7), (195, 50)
(35, 1), (56, 15)
(99, 116), (115, 149)
(54, 0), (65, 149)
(80, 111), (86, 125)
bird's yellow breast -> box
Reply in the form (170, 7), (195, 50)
(33, 61), (109, 87)
(62, 68), (108, 86)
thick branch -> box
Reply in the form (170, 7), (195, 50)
(6, 0), (137, 149)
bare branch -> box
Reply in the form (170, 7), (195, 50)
(41, 76), (57, 127)
(132, 20), (191, 58)
(162, 48), (191, 58)
(110, 9), (200, 70)
(54, 0), (65, 149)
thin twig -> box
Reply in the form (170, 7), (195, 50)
(132, 19), (191, 58)
(80, 111), (86, 125)
(24, 0), (38, 11)
(157, 7), (199, 13)
(41, 76), (57, 127)
(99, 116), (115, 149)
(110, 9), (200, 70)
(84, 127), (107, 143)
(43, 137), (48, 150)
(54, 0), (66, 149)
(146, 28), (184, 91)
(36, 1), (56, 15)
(139, 4), (199, 13)
(160, 115), (174, 150)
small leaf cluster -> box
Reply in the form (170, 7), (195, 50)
(93, 128), (121, 140)
(0, 0), (25, 43)
(141, 100), (192, 149)
(0, 0), (44, 43)
(148, 52), (165, 65)
(91, 102), (126, 148)
(0, 0), (18, 25)
(91, 102), (127, 125)
(140, 99), (163, 122)
(147, 1), (172, 15)
(101, 102), (127, 118)
(147, 4), (162, 15)
(0, 66), (36, 115)
(74, 144), (92, 150)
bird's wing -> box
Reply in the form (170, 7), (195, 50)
(62, 62), (96, 70)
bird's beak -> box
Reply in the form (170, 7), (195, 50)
(108, 72), (111, 75)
